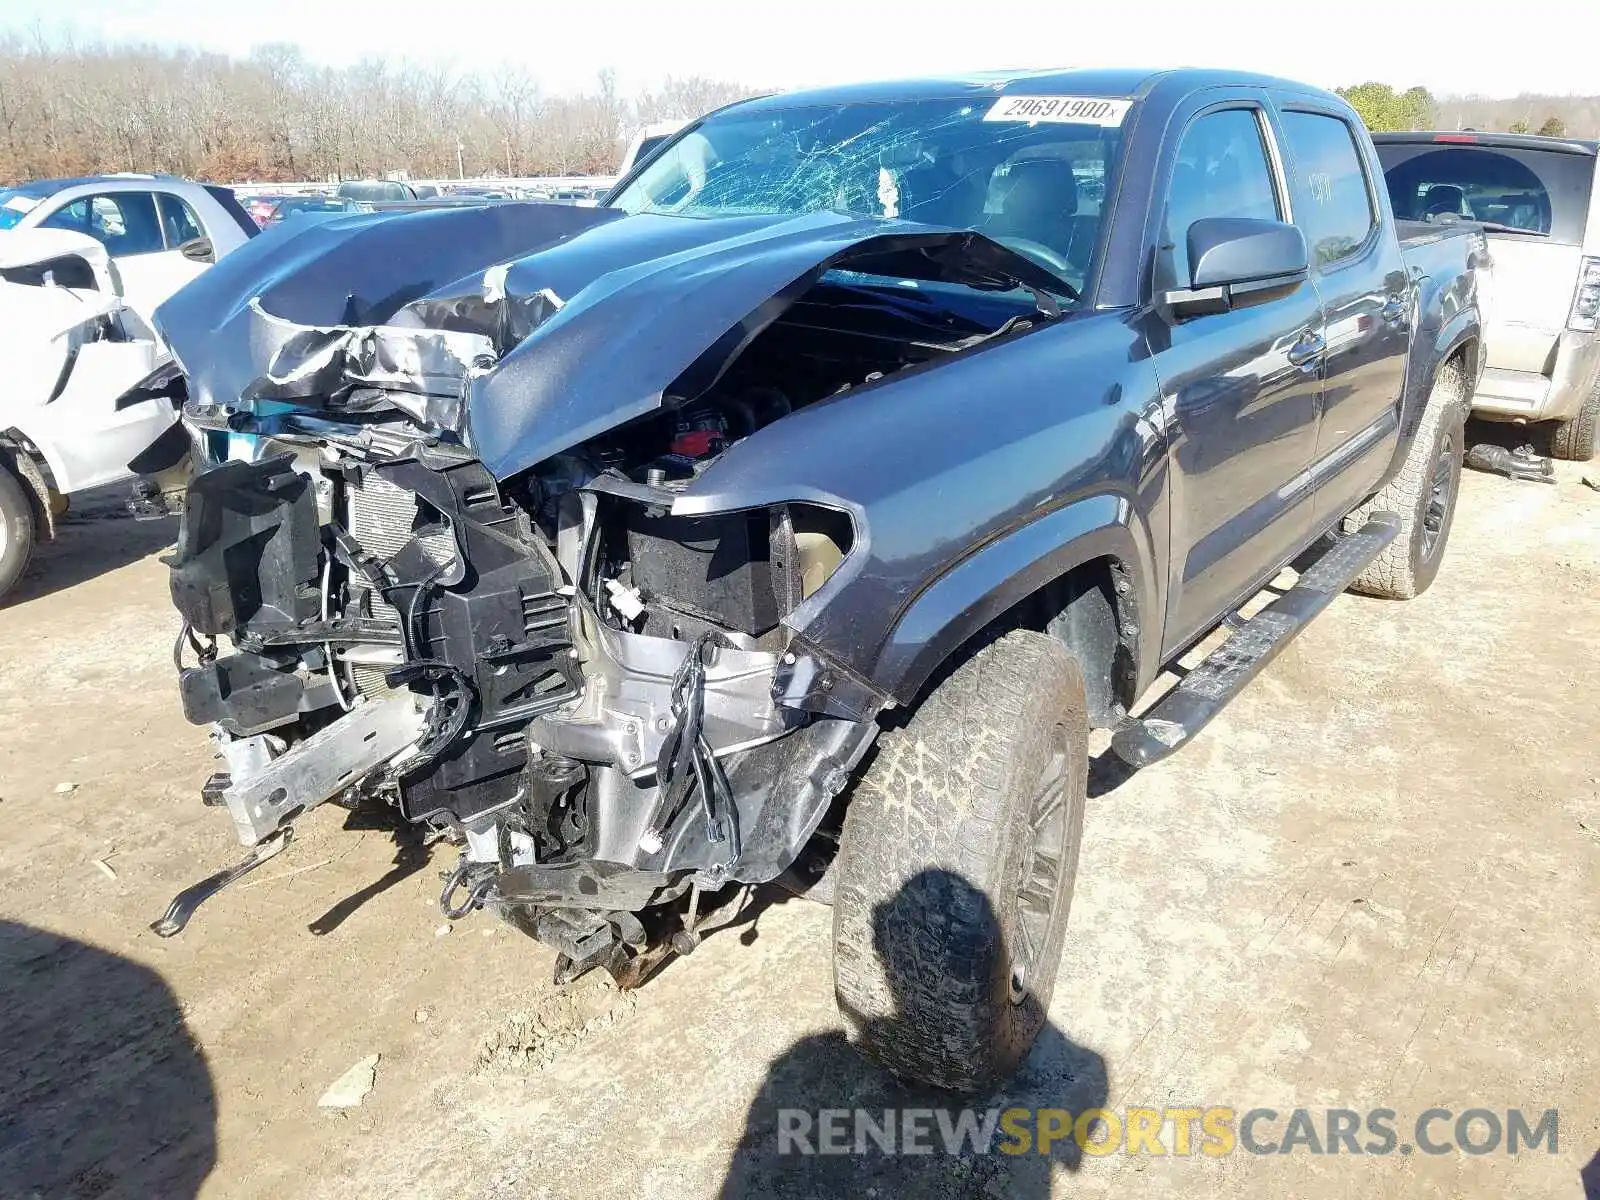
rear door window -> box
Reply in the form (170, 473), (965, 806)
(1375, 143), (1594, 243)
(157, 193), (204, 247)
(1278, 111), (1377, 267)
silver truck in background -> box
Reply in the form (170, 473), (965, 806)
(334, 179), (442, 204)
(1376, 132), (1600, 460)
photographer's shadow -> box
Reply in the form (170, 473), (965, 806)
(0, 919), (216, 1198)
(721, 868), (1108, 1198)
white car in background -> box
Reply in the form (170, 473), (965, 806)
(0, 230), (184, 600)
(0, 174), (257, 323)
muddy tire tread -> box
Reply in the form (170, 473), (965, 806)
(832, 630), (1087, 1094)
(1344, 358), (1467, 600)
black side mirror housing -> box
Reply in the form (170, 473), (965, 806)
(1162, 217), (1308, 318)
(179, 236), (214, 264)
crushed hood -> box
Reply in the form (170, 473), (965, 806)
(154, 201), (1072, 479)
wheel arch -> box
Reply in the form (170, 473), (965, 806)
(1438, 325), (1479, 387)
(0, 433), (58, 544)
(869, 492), (1158, 726)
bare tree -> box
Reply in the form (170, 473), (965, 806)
(0, 35), (763, 184)
(1433, 92), (1600, 137)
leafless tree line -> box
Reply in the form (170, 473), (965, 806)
(1431, 93), (1600, 138)
(0, 35), (757, 185)
(3, 36), (1597, 188)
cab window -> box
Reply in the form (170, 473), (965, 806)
(1163, 109), (1282, 287)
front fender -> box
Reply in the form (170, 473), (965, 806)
(4, 346), (175, 495)
(1434, 305), (1481, 387)
(868, 491), (1160, 706)
(659, 308), (1168, 712)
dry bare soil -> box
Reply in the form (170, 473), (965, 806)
(1, 456), (1596, 1199)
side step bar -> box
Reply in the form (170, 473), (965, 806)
(1110, 514), (1400, 770)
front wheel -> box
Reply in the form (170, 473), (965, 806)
(0, 464), (37, 602)
(1344, 359), (1467, 600)
(831, 630), (1088, 1094)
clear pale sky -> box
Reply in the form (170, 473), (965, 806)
(3, 0), (1593, 98)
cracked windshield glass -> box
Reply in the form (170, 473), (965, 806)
(611, 97), (1127, 295)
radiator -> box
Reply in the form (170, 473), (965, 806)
(341, 472), (456, 696)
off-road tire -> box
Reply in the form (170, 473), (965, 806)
(1549, 377), (1599, 462)
(0, 464), (36, 602)
(831, 630), (1088, 1094)
(1344, 358), (1467, 600)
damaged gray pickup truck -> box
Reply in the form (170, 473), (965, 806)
(146, 68), (1485, 1093)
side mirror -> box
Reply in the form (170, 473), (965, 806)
(178, 236), (214, 264)
(1162, 217), (1308, 318)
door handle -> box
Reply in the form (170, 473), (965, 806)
(1380, 295), (1408, 324)
(1286, 330), (1325, 368)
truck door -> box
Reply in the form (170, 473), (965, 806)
(1271, 103), (1411, 527)
(1151, 104), (1326, 657)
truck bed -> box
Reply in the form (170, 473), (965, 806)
(1396, 218), (1490, 282)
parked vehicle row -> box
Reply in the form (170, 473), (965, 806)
(241, 193), (364, 227)
(264, 195), (363, 225)
(333, 179), (610, 209)
(143, 68), (1488, 1097)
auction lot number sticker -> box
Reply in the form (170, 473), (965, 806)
(983, 96), (1131, 126)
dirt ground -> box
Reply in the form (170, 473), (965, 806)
(1, 449), (1597, 1200)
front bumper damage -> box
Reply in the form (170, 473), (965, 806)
(156, 442), (883, 982)
(212, 696), (429, 846)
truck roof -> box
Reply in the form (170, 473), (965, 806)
(730, 67), (1345, 113)
(1372, 131), (1599, 157)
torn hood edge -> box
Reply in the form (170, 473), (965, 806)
(154, 204), (1074, 479)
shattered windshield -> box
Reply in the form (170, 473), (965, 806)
(611, 96), (1128, 292)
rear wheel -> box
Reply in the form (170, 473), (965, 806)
(1549, 378), (1599, 462)
(1345, 358), (1467, 600)
(0, 464), (37, 602)
(831, 630), (1088, 1094)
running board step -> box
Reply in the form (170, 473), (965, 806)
(1110, 514), (1400, 770)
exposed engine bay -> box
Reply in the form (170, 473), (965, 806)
(150, 202), (1072, 981)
